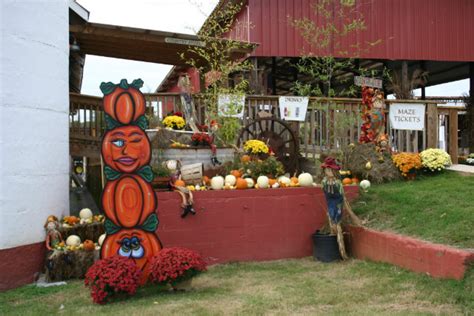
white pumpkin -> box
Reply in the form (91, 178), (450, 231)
(278, 176), (291, 185)
(165, 159), (178, 171)
(66, 235), (81, 247)
(245, 178), (255, 188)
(360, 179), (371, 192)
(272, 182), (280, 188)
(298, 172), (313, 187)
(98, 234), (106, 246)
(79, 208), (93, 220)
(224, 174), (237, 186)
(257, 176), (269, 189)
(211, 176), (225, 190)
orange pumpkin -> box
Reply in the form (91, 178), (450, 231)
(235, 177), (248, 189)
(230, 170), (242, 178)
(83, 239), (95, 251)
(102, 174), (157, 228)
(351, 177), (360, 184)
(64, 216), (80, 225)
(268, 178), (277, 186)
(202, 176), (211, 185)
(102, 126), (151, 173)
(240, 155), (251, 163)
(342, 177), (353, 185)
(103, 86), (145, 125)
(174, 179), (186, 187)
(290, 176), (299, 184)
(101, 229), (162, 284)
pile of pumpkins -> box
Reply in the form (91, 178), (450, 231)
(339, 170), (360, 186)
(62, 208), (104, 227)
(58, 232), (106, 252)
(177, 171), (316, 190)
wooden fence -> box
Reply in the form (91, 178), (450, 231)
(69, 93), (461, 163)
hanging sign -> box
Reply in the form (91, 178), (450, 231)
(389, 103), (426, 131)
(354, 76), (383, 89)
(279, 96), (309, 121)
(218, 94), (245, 118)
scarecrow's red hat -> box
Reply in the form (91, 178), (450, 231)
(321, 157), (341, 170)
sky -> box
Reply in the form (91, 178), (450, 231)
(76, 0), (470, 98)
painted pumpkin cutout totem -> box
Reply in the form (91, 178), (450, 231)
(100, 79), (162, 282)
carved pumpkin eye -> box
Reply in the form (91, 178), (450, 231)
(112, 139), (125, 147)
(118, 238), (132, 257)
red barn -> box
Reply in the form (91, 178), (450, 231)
(158, 0), (474, 95)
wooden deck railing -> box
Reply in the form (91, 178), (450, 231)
(70, 93), (461, 162)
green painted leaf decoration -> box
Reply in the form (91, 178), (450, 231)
(131, 78), (144, 90)
(105, 114), (121, 130)
(140, 213), (159, 232)
(104, 218), (121, 235)
(137, 165), (154, 183)
(119, 79), (129, 90)
(100, 82), (117, 95)
(104, 166), (121, 181)
(133, 115), (148, 130)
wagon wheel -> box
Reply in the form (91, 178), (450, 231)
(237, 117), (300, 174)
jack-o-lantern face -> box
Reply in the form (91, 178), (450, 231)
(102, 126), (150, 173)
(103, 87), (145, 125)
(101, 229), (162, 283)
(102, 174), (156, 228)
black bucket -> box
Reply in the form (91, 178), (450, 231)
(312, 231), (341, 262)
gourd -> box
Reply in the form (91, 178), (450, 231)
(268, 178), (277, 186)
(298, 172), (313, 187)
(245, 178), (254, 188)
(278, 176), (291, 186)
(235, 177), (248, 189)
(66, 235), (81, 247)
(83, 239), (95, 251)
(211, 176), (224, 190)
(257, 176), (269, 189)
(202, 176), (211, 186)
(360, 179), (371, 192)
(342, 178), (353, 185)
(230, 170), (242, 178)
(79, 208), (93, 220)
(98, 234), (106, 246)
(225, 175), (237, 186)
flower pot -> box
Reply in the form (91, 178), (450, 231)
(312, 231), (341, 263)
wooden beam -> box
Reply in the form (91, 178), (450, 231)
(426, 103), (438, 149)
(448, 109), (459, 164)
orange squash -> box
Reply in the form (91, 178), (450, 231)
(235, 177), (248, 189)
(83, 239), (95, 251)
(102, 174), (157, 228)
(101, 229), (162, 283)
(240, 155), (251, 163)
(268, 178), (277, 186)
(202, 176), (211, 185)
(103, 85), (146, 125)
(290, 177), (298, 184)
(230, 170), (242, 178)
(342, 177), (353, 185)
(102, 126), (151, 173)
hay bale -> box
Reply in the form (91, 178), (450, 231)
(343, 143), (401, 184)
(45, 250), (98, 282)
(59, 222), (104, 242)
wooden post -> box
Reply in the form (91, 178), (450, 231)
(448, 109), (459, 164)
(426, 103), (438, 149)
(271, 57), (277, 95)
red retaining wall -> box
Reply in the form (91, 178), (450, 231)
(348, 226), (474, 280)
(157, 187), (358, 264)
(0, 242), (45, 291)
(0, 186), (358, 291)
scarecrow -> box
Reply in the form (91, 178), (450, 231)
(321, 157), (349, 260)
(167, 160), (196, 218)
(44, 215), (64, 253)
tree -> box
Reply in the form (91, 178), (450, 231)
(181, 1), (254, 145)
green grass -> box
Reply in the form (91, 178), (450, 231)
(1, 258), (472, 315)
(353, 171), (474, 249)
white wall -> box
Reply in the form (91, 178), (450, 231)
(0, 0), (69, 249)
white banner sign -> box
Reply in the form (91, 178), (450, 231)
(279, 96), (308, 121)
(217, 94), (245, 118)
(389, 103), (425, 131)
